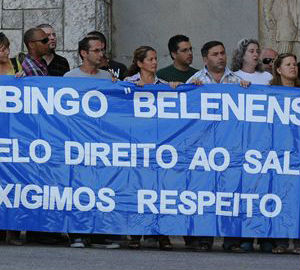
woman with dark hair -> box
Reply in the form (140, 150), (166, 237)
(0, 32), (22, 75)
(270, 53), (300, 254)
(0, 32), (23, 246)
(125, 46), (176, 250)
(125, 46), (179, 88)
(231, 38), (272, 85)
(270, 53), (300, 87)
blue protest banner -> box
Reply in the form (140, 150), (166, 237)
(0, 75), (299, 238)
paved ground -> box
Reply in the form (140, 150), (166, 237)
(0, 238), (299, 270)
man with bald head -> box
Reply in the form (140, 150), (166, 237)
(260, 48), (278, 74)
(36, 24), (70, 76)
(22, 27), (49, 76)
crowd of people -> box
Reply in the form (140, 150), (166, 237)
(0, 25), (300, 254)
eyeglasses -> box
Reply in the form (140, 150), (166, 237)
(31, 37), (49, 44)
(88, 48), (106, 53)
(262, 58), (274, 65)
(178, 48), (193, 53)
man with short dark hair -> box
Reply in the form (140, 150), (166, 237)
(187, 41), (248, 253)
(86, 31), (127, 80)
(64, 36), (113, 248)
(36, 24), (70, 76)
(22, 27), (70, 246)
(157, 35), (198, 82)
(22, 28), (49, 76)
(187, 40), (241, 84)
(64, 36), (112, 79)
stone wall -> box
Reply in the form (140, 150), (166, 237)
(259, 0), (300, 59)
(3, 0), (298, 71)
(0, 0), (111, 68)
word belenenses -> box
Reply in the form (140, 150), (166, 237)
(134, 91), (300, 125)
(1, 86), (300, 126)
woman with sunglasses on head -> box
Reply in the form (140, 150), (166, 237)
(270, 53), (300, 255)
(0, 32), (23, 246)
(231, 38), (273, 85)
(124, 46), (177, 251)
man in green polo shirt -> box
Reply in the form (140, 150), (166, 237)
(158, 35), (203, 251)
(157, 35), (198, 82)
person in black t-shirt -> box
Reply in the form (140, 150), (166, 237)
(37, 24), (70, 76)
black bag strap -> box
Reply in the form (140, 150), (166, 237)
(10, 57), (19, 74)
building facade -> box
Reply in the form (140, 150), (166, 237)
(0, 0), (299, 69)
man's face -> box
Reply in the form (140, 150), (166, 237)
(204, 45), (226, 73)
(172, 41), (193, 66)
(41, 27), (57, 51)
(84, 40), (105, 67)
(30, 29), (50, 57)
(260, 49), (278, 73)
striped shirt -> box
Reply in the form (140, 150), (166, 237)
(22, 54), (48, 76)
(186, 67), (241, 84)
(124, 72), (167, 84)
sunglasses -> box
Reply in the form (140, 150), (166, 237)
(31, 37), (49, 44)
(262, 58), (274, 65)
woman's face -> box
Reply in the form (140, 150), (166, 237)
(277, 56), (298, 82)
(243, 43), (260, 68)
(138, 50), (157, 74)
(0, 44), (9, 63)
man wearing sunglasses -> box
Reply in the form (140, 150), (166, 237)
(260, 48), (278, 74)
(22, 27), (50, 76)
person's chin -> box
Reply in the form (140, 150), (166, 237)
(186, 58), (193, 64)
(217, 64), (225, 70)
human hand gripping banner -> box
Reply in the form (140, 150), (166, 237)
(0, 75), (299, 238)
